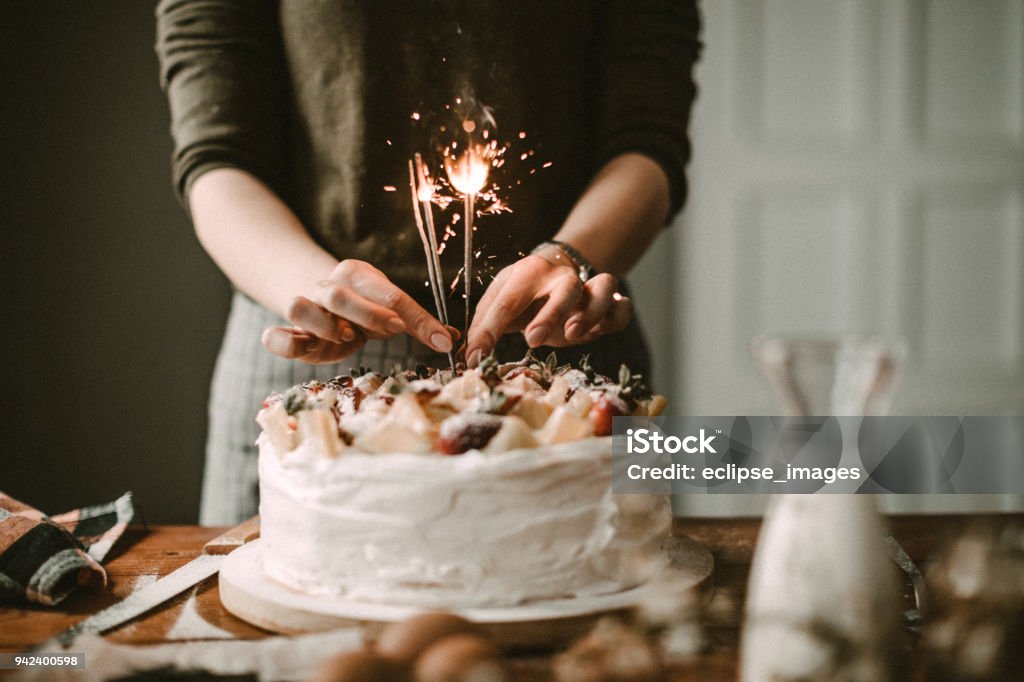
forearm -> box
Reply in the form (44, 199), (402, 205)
(553, 153), (670, 277)
(188, 168), (338, 318)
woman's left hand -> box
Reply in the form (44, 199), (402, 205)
(464, 254), (632, 366)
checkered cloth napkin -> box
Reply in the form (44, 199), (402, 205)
(0, 491), (134, 606)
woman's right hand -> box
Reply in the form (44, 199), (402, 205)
(261, 259), (455, 364)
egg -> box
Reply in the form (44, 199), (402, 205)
(309, 649), (410, 682)
(375, 612), (485, 664)
(414, 633), (507, 682)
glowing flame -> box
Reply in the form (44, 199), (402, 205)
(444, 145), (489, 196)
(415, 162), (435, 203)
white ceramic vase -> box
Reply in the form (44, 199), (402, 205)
(740, 494), (902, 681)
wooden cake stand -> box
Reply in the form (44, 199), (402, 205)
(219, 535), (713, 649)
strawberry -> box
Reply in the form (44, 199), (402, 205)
(439, 414), (504, 455)
(590, 395), (628, 437)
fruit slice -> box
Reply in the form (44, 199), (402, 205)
(438, 413), (504, 454)
(539, 406), (594, 444)
(648, 394), (669, 417)
(482, 416), (539, 453)
(297, 408), (345, 458)
(256, 401), (296, 453)
(509, 394), (553, 430)
(436, 373), (489, 412)
(544, 375), (570, 407)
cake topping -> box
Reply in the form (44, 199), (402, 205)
(439, 413), (504, 455)
(258, 353), (664, 457)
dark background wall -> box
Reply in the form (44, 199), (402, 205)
(1, 2), (229, 522)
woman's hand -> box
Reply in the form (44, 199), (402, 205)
(262, 259), (456, 364)
(464, 254), (632, 366)
(460, 154), (669, 367)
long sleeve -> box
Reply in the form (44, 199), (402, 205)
(155, 0), (288, 208)
(595, 0), (702, 219)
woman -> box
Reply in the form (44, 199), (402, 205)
(157, 0), (700, 524)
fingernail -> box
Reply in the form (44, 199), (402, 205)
(341, 327), (356, 342)
(467, 348), (482, 367)
(386, 317), (406, 333)
(430, 332), (453, 353)
(527, 325), (549, 347)
(565, 322), (582, 341)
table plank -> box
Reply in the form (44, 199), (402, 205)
(1, 513), (1020, 682)
(0, 526), (268, 652)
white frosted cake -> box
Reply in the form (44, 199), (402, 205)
(256, 354), (670, 608)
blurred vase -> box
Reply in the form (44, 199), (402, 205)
(741, 495), (902, 681)
(749, 336), (902, 417)
(741, 336), (904, 681)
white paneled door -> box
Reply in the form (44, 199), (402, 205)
(667, 0), (1024, 513)
(677, 0), (1024, 416)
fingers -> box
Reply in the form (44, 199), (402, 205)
(287, 258), (628, 364)
(285, 296), (358, 344)
(325, 260), (453, 353)
(262, 326), (315, 359)
(534, 283), (632, 348)
(269, 256), (464, 363)
(593, 292), (633, 335)
(564, 273), (617, 342)
(380, 289), (454, 354)
(312, 284), (407, 338)
(466, 257), (631, 362)
(463, 270), (509, 362)
(466, 271), (537, 365)
(261, 326), (367, 365)
(524, 273), (584, 347)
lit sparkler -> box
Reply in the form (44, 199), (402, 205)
(444, 141), (490, 344)
(408, 157), (455, 370)
(402, 100), (552, 364)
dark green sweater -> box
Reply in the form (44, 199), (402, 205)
(156, 0), (700, 314)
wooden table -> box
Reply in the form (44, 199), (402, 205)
(2, 514), (1019, 680)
